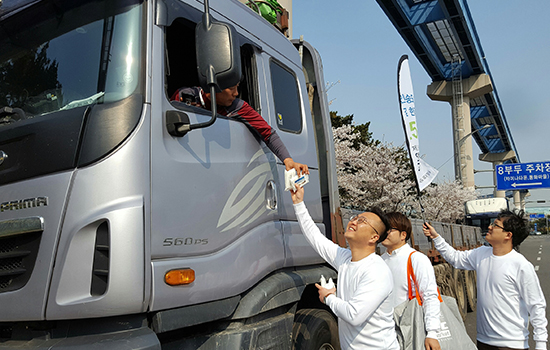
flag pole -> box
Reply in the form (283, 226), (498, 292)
(397, 55), (437, 242)
(416, 192), (431, 243)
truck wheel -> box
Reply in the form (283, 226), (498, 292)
(292, 308), (340, 350)
(453, 269), (468, 321)
(446, 264), (457, 299)
(465, 270), (477, 312)
(434, 263), (454, 298)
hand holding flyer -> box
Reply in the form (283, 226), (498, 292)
(284, 169), (309, 191)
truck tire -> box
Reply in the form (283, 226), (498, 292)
(453, 269), (468, 321)
(446, 264), (457, 299)
(434, 263), (454, 298)
(292, 309), (340, 350)
(465, 270), (477, 312)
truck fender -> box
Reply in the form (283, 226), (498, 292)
(150, 265), (336, 334)
(230, 265), (337, 320)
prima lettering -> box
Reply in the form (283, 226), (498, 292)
(0, 197), (48, 212)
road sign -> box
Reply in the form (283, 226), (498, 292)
(496, 161), (550, 191)
(530, 214), (546, 219)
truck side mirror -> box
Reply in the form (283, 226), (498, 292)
(169, 13), (243, 138)
(177, 5), (241, 134)
(195, 18), (241, 92)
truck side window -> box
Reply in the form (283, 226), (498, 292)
(240, 44), (259, 113)
(269, 61), (302, 133)
(165, 18), (199, 98)
(165, 19), (259, 110)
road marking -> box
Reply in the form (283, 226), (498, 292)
(537, 257), (541, 261)
(538, 251), (542, 254)
(535, 266), (539, 271)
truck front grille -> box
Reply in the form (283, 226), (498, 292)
(0, 217), (43, 293)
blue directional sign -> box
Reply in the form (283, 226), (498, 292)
(496, 161), (550, 191)
(530, 214), (546, 219)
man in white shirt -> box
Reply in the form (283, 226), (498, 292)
(290, 185), (399, 350)
(381, 212), (441, 350)
(423, 209), (548, 350)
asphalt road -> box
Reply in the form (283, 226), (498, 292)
(463, 235), (549, 349)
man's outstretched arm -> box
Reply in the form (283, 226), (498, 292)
(231, 102), (309, 175)
(423, 222), (477, 270)
(291, 186), (339, 267)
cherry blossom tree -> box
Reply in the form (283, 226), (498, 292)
(420, 181), (478, 223)
(333, 124), (416, 212)
(332, 117), (478, 222)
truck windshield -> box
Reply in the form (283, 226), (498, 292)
(0, 0), (143, 125)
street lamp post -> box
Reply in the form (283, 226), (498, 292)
(455, 124), (491, 184)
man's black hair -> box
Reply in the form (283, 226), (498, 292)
(497, 209), (529, 248)
(367, 207), (390, 243)
(386, 212), (412, 241)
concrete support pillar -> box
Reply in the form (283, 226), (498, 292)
(478, 150), (516, 198)
(427, 74), (493, 190)
(513, 191), (528, 211)
(513, 190), (521, 209)
(513, 191), (522, 210)
(458, 95), (474, 188)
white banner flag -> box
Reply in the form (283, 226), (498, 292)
(398, 55), (438, 192)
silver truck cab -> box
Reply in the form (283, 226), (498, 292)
(0, 0), (342, 348)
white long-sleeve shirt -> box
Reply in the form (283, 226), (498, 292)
(294, 202), (399, 350)
(382, 244), (441, 338)
(434, 235), (548, 349)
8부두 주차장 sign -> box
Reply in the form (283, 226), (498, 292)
(496, 161), (550, 191)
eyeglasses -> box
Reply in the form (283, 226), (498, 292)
(490, 222), (505, 230)
(349, 214), (379, 235)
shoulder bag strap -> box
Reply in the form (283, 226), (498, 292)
(407, 251), (443, 305)
(407, 251), (423, 305)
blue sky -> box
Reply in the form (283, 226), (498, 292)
(292, 0), (550, 208)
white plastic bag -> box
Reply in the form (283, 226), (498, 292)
(394, 295), (476, 350)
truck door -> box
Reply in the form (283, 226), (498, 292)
(260, 54), (326, 266)
(148, 4), (285, 311)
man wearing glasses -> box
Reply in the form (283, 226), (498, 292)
(290, 185), (399, 350)
(423, 210), (548, 350)
(382, 212), (441, 350)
